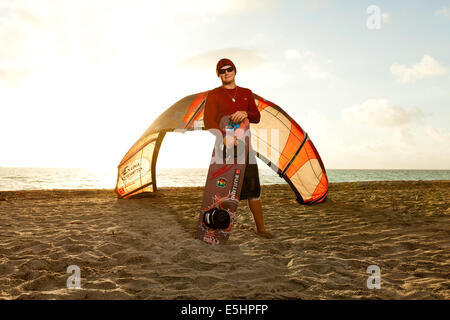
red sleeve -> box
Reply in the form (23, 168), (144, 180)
(246, 90), (260, 124)
(203, 91), (225, 136)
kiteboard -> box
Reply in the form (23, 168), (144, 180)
(197, 116), (250, 245)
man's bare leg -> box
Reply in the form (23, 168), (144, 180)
(248, 197), (273, 238)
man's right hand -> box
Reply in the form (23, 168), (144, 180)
(230, 111), (248, 123)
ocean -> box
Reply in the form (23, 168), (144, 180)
(0, 167), (449, 191)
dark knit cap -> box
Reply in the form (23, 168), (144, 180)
(216, 58), (236, 75)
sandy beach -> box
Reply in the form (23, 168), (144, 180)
(0, 181), (449, 300)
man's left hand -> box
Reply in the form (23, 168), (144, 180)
(231, 111), (248, 123)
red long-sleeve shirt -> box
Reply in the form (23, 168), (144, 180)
(203, 86), (260, 135)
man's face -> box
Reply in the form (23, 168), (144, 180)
(218, 65), (236, 85)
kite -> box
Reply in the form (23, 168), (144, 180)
(115, 91), (328, 204)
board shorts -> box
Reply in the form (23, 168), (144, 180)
(239, 162), (261, 200)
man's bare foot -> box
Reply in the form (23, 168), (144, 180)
(254, 229), (274, 239)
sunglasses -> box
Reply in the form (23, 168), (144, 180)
(218, 66), (234, 75)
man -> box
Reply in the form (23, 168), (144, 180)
(203, 58), (273, 238)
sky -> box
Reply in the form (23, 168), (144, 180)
(1, 0), (449, 170)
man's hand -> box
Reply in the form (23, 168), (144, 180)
(230, 111), (248, 123)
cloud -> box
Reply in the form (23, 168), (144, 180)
(304, 111), (329, 140)
(0, 0), (280, 86)
(342, 99), (423, 128)
(283, 49), (337, 81)
(0, 1), (123, 85)
(396, 127), (414, 145)
(426, 126), (450, 143)
(0, 63), (29, 86)
(179, 48), (267, 71)
(435, 6), (450, 17)
(157, 0), (279, 18)
(284, 49), (303, 60)
(222, 0), (280, 14)
(390, 55), (447, 83)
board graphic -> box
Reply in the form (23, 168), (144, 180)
(197, 117), (250, 244)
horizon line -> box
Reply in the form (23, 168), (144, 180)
(1, 166), (450, 171)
